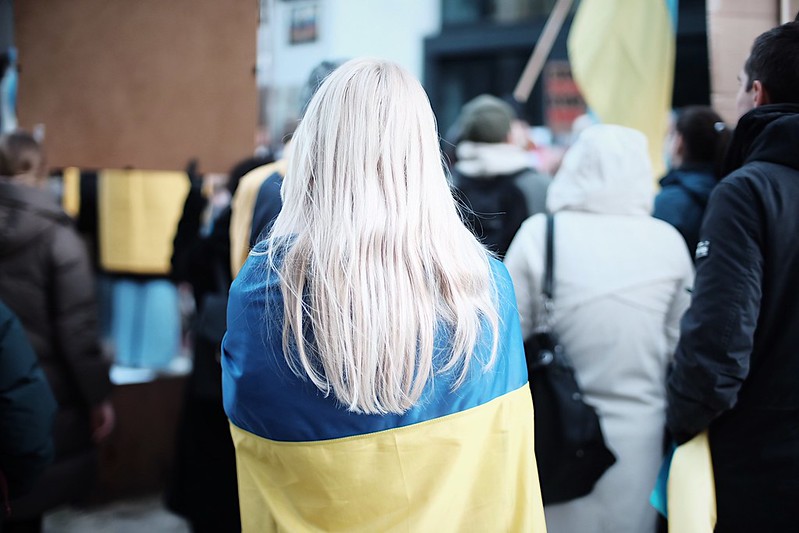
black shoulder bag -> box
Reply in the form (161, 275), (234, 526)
(524, 214), (616, 505)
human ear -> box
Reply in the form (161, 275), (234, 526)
(752, 80), (772, 107)
(674, 133), (685, 159)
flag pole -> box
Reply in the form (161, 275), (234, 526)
(513, 0), (575, 103)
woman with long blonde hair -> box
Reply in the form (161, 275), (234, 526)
(222, 58), (545, 531)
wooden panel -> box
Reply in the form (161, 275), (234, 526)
(94, 376), (186, 502)
(14, 0), (257, 173)
(707, 2), (778, 124)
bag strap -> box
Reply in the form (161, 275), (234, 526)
(543, 213), (554, 300)
(534, 213), (555, 333)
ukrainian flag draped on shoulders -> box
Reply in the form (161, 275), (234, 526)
(222, 242), (546, 532)
(568, 0), (678, 178)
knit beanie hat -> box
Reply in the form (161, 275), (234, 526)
(457, 94), (515, 144)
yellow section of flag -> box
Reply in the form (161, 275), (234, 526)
(61, 167), (81, 218)
(668, 430), (717, 532)
(98, 169), (190, 275)
(230, 385), (546, 533)
(568, 0), (676, 178)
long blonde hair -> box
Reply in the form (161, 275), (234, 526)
(266, 58), (499, 415)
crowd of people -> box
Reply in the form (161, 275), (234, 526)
(0, 15), (798, 533)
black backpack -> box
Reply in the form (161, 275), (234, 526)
(453, 170), (530, 258)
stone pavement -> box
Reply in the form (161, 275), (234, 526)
(43, 495), (189, 533)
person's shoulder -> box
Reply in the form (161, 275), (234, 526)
(48, 219), (87, 263)
(516, 211), (548, 236)
(235, 160), (286, 197)
(256, 170), (284, 198)
(647, 214), (691, 243)
(702, 167), (769, 213)
(654, 183), (694, 213)
(234, 241), (285, 288)
(503, 213), (547, 253)
(720, 160), (790, 190)
(488, 256), (519, 297)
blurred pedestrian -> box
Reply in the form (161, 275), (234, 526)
(222, 58), (545, 532)
(505, 124), (693, 533)
(0, 299), (57, 510)
(450, 94), (550, 258)
(666, 19), (799, 531)
(166, 154), (271, 533)
(229, 60), (344, 277)
(653, 106), (731, 258)
(0, 131), (113, 533)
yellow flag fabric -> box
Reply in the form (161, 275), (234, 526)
(61, 167), (81, 218)
(98, 169), (190, 275)
(224, 248), (546, 531)
(229, 159), (287, 277)
(568, 0), (676, 178)
(667, 430), (717, 532)
(230, 385), (546, 533)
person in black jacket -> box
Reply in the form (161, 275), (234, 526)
(0, 300), (56, 513)
(653, 106), (731, 258)
(666, 19), (799, 532)
(166, 154), (271, 533)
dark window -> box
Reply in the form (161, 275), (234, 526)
(442, 0), (563, 26)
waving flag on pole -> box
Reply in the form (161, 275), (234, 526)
(568, 0), (678, 178)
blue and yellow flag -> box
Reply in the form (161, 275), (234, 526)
(222, 247), (547, 532)
(568, 0), (678, 177)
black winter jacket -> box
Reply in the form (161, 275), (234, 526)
(653, 165), (717, 258)
(666, 104), (799, 531)
(249, 171), (283, 248)
(452, 168), (550, 259)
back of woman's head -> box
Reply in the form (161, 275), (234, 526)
(0, 131), (46, 180)
(675, 106), (730, 178)
(268, 58), (499, 415)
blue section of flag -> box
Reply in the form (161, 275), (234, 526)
(650, 441), (678, 517)
(666, 0), (679, 29)
(222, 242), (529, 443)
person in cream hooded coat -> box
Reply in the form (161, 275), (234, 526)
(505, 124), (694, 533)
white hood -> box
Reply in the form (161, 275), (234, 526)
(546, 125), (654, 216)
(454, 142), (532, 178)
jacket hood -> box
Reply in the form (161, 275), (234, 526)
(660, 166), (717, 198)
(722, 104), (799, 176)
(0, 181), (71, 256)
(547, 124), (654, 216)
(453, 142), (532, 178)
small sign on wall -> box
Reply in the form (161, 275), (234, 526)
(290, 4), (318, 44)
(545, 61), (586, 135)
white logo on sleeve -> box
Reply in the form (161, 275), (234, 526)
(696, 240), (710, 259)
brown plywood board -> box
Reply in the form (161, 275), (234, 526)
(14, 0), (258, 173)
